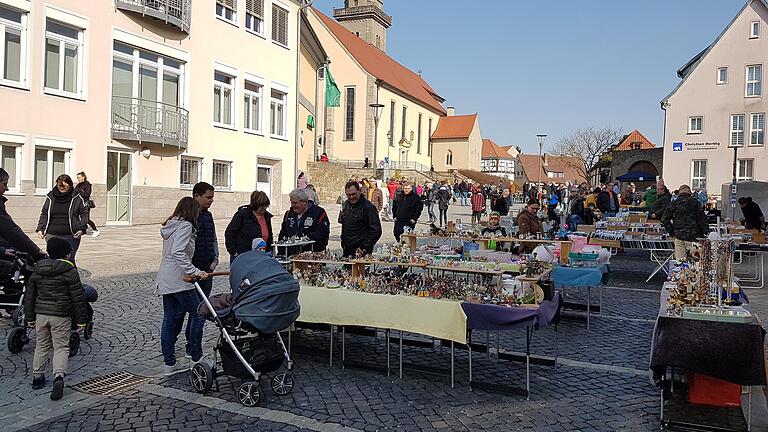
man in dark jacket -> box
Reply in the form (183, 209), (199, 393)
(25, 237), (88, 400)
(596, 185), (619, 217)
(278, 188), (330, 255)
(661, 185), (709, 261)
(392, 182), (423, 241)
(648, 185), (672, 220)
(0, 168), (44, 257)
(739, 197), (766, 230)
(339, 181), (382, 257)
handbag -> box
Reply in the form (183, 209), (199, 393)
(88, 199), (96, 208)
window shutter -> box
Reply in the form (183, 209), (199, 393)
(218, 0), (236, 9)
(272, 5), (288, 45)
(246, 0), (264, 18)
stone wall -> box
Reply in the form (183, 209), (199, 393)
(306, 161), (349, 204)
(610, 148), (664, 182)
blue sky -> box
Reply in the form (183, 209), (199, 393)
(311, 0), (743, 153)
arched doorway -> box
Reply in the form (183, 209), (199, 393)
(629, 161), (658, 177)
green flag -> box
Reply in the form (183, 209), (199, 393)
(325, 67), (340, 107)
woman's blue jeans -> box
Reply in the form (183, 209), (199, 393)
(161, 286), (206, 366)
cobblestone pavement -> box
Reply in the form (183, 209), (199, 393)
(0, 204), (754, 431)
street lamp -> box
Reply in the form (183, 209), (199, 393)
(370, 103), (384, 171)
(536, 134), (547, 191)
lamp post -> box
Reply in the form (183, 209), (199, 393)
(369, 103), (384, 175)
(536, 134), (547, 193)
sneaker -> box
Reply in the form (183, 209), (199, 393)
(184, 353), (192, 359)
(31, 375), (46, 390)
(162, 362), (187, 376)
(50, 376), (64, 401)
(190, 357), (214, 369)
(91, 230), (101, 238)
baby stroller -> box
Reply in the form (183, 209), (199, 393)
(190, 250), (300, 406)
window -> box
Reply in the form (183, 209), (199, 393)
(388, 101), (395, 147)
(401, 106), (407, 140)
(213, 71), (235, 127)
(245, 0), (264, 34)
(751, 20), (760, 39)
(428, 118), (432, 156)
(44, 19), (83, 97)
(0, 5), (27, 86)
(34, 148), (69, 192)
(271, 4), (288, 46)
(111, 42), (184, 131)
(688, 116), (703, 134)
(344, 86), (355, 140)
(270, 89), (287, 138)
(750, 113), (765, 146)
(717, 67), (728, 84)
(746, 65), (762, 97)
(0, 143), (20, 191)
(631, 142), (642, 149)
(216, 0), (236, 23)
(180, 156), (201, 188)
(691, 160), (707, 191)
(446, 150), (453, 166)
(243, 81), (262, 133)
(731, 114), (745, 146)
(737, 159), (754, 181)
(417, 113), (422, 154)
(212, 160), (232, 191)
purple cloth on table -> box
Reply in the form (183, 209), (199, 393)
(552, 266), (603, 288)
(462, 292), (562, 331)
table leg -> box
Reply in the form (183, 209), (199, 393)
(526, 326), (531, 400)
(586, 286), (591, 330)
(646, 250), (673, 283)
(341, 326), (346, 369)
(329, 325), (334, 367)
(451, 340), (455, 389)
(468, 331), (473, 390)
(749, 386), (753, 432)
(496, 331), (500, 360)
(386, 329), (391, 377)
(554, 324), (559, 368)
(288, 326), (292, 357)
(485, 330), (490, 359)
(399, 330), (404, 379)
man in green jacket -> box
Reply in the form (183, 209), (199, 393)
(643, 184), (658, 207)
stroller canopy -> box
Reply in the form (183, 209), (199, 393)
(229, 251), (300, 334)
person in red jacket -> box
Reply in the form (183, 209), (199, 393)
(471, 186), (486, 225)
(386, 179), (398, 218)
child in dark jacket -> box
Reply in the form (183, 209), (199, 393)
(25, 237), (88, 401)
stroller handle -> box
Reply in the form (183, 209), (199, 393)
(182, 271), (230, 283)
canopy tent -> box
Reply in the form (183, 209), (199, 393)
(720, 181), (768, 221)
(616, 171), (656, 182)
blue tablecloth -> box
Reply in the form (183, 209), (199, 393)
(551, 265), (605, 288)
(461, 292), (562, 331)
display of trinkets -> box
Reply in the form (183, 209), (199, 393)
(292, 250), (346, 262)
(274, 235), (313, 246)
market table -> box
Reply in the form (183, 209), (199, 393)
(551, 265), (607, 329)
(400, 233), (573, 264)
(650, 288), (766, 429)
(734, 243), (768, 289)
(295, 285), (560, 393)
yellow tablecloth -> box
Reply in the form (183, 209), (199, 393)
(298, 285), (467, 343)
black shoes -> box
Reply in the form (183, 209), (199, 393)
(31, 375), (45, 390)
(50, 376), (64, 400)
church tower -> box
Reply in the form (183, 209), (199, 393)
(333, 0), (392, 51)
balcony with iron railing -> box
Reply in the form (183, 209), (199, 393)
(333, 5), (392, 26)
(115, 0), (191, 33)
(111, 96), (189, 149)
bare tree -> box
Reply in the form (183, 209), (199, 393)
(550, 126), (625, 181)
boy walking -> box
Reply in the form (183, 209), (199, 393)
(25, 237), (88, 400)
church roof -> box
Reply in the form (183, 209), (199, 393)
(312, 8), (447, 115)
(482, 139), (513, 159)
(431, 114), (477, 140)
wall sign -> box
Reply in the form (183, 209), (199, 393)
(672, 142), (683, 152)
(683, 141), (721, 151)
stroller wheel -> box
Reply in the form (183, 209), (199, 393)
(83, 322), (93, 340)
(11, 306), (24, 328)
(190, 363), (214, 394)
(237, 381), (261, 407)
(6, 327), (28, 354)
(69, 331), (80, 358)
(271, 373), (294, 395)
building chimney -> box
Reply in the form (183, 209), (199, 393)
(446, 106), (455, 116)
(543, 153), (549, 166)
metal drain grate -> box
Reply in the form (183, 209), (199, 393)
(71, 371), (150, 396)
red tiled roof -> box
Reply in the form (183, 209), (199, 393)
(313, 9), (446, 115)
(614, 129), (655, 151)
(482, 139), (513, 159)
(518, 154), (586, 183)
(431, 114), (477, 140)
